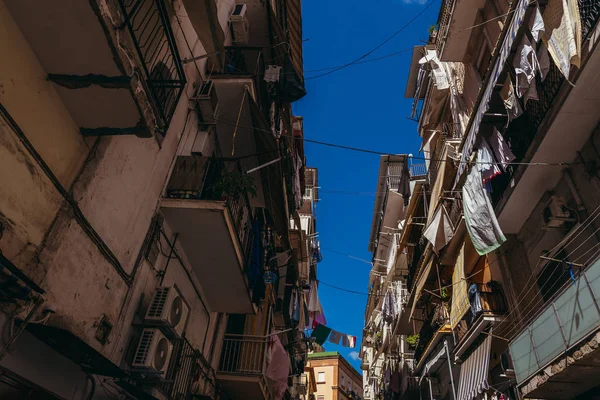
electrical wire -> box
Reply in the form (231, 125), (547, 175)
(212, 116), (589, 168)
(304, 0), (439, 80)
(304, 47), (415, 73)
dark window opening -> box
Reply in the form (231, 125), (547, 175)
(536, 249), (572, 302)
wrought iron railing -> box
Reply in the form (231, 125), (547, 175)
(117, 0), (186, 131)
(159, 338), (219, 399)
(166, 156), (254, 263)
(435, 0), (453, 58)
(409, 163), (427, 180)
(491, 1), (600, 205)
(218, 334), (267, 375)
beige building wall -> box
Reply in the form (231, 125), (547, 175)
(0, 0), (232, 370)
(307, 353), (364, 400)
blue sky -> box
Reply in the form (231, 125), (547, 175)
(294, 0), (439, 372)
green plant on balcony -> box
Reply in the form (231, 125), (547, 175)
(212, 169), (257, 200)
(406, 334), (419, 350)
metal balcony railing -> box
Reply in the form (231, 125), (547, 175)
(435, 0), (453, 58)
(409, 163), (427, 180)
(159, 338), (218, 399)
(509, 257), (600, 385)
(166, 156), (254, 263)
(218, 334), (267, 375)
(118, 0), (186, 131)
(491, 1), (600, 206)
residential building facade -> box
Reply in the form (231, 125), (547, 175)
(362, 0), (600, 399)
(0, 0), (318, 399)
(306, 352), (363, 400)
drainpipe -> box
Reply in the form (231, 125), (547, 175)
(444, 340), (457, 400)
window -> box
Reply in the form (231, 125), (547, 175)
(341, 375), (345, 390)
(317, 396), (325, 400)
(317, 372), (325, 383)
(537, 249), (571, 302)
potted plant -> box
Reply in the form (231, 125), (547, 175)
(406, 334), (419, 350)
(211, 169), (257, 200)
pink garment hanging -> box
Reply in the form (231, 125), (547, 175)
(265, 335), (291, 400)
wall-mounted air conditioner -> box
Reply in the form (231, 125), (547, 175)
(132, 328), (174, 376)
(543, 195), (572, 229)
(145, 286), (190, 339)
(180, 124), (216, 157)
(230, 4), (250, 44)
(191, 81), (219, 127)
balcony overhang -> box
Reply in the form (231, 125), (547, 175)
(181, 0), (225, 71)
(161, 199), (253, 314)
(4, 0), (184, 137)
(439, 0), (486, 62)
(217, 375), (270, 400)
(415, 325), (452, 374)
(454, 313), (503, 361)
(497, 36), (600, 234)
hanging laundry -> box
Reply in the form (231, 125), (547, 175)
(391, 370), (401, 394)
(289, 289), (298, 321)
(293, 151), (303, 209)
(529, 5), (545, 42)
(423, 204), (454, 253)
(489, 128), (516, 171)
(381, 290), (397, 323)
(500, 76), (523, 128)
(308, 281), (321, 312)
(398, 159), (411, 206)
(513, 35), (539, 105)
(292, 290), (301, 322)
(537, 42), (550, 81)
(311, 324), (332, 345)
(264, 65), (282, 82)
(341, 335), (357, 348)
(543, 0), (582, 80)
(265, 335), (291, 400)
(478, 139), (502, 184)
(419, 49), (450, 90)
(328, 330), (342, 345)
(462, 166), (506, 255)
(314, 300), (327, 326)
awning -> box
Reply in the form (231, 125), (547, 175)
(409, 255), (434, 321)
(456, 331), (493, 400)
(248, 97), (289, 246)
(419, 346), (447, 384)
(182, 0), (225, 71)
(453, 0), (529, 188)
(24, 323), (125, 378)
(450, 244), (469, 329)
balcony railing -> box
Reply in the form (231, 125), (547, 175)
(159, 338), (218, 399)
(435, 0), (453, 57)
(118, 0), (186, 131)
(491, 1), (600, 206)
(166, 156), (254, 261)
(509, 256), (600, 385)
(218, 334), (267, 375)
(409, 163), (427, 180)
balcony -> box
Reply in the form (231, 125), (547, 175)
(217, 334), (271, 399)
(436, 0), (486, 61)
(409, 163), (427, 181)
(161, 156), (255, 313)
(4, 0), (185, 137)
(509, 257), (600, 399)
(454, 282), (508, 359)
(490, 1), (600, 233)
(414, 304), (451, 367)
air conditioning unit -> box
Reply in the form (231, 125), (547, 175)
(180, 124), (215, 157)
(500, 350), (516, 378)
(132, 328), (174, 375)
(543, 195), (572, 229)
(145, 286), (190, 338)
(191, 81), (219, 126)
(230, 4), (250, 44)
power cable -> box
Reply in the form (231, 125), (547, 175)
(304, 47), (414, 73)
(304, 0), (439, 80)
(212, 116), (590, 167)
